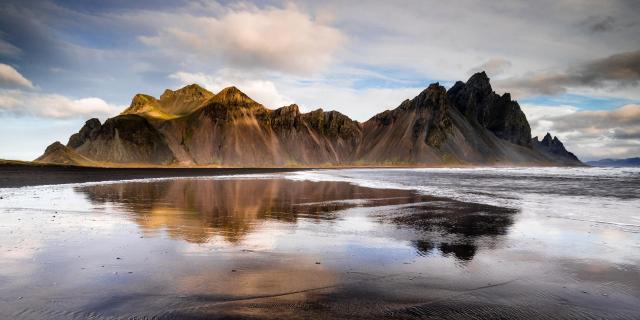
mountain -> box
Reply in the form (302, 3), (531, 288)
(36, 72), (583, 167)
(586, 157), (640, 167)
(35, 142), (97, 166)
(531, 133), (582, 166)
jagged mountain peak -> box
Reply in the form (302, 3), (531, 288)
(122, 94), (159, 115)
(532, 133), (581, 165)
(412, 82), (448, 108)
(131, 93), (157, 105)
(122, 84), (215, 119)
(44, 141), (66, 154)
(36, 141), (96, 166)
(38, 74), (583, 167)
(210, 86), (260, 107)
(447, 71), (531, 146)
(448, 72), (492, 99)
(466, 71), (491, 91)
(67, 118), (101, 148)
(536, 132), (558, 145)
(274, 104), (301, 114)
(160, 83), (213, 101)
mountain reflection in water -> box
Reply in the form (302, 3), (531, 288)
(75, 178), (515, 260)
(3, 170), (638, 319)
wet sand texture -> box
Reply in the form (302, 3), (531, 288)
(1, 173), (639, 319)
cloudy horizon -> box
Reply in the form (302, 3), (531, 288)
(1, 0), (639, 161)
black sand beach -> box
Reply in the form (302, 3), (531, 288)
(0, 163), (303, 188)
(1, 168), (639, 319)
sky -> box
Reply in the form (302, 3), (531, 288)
(0, 0), (639, 161)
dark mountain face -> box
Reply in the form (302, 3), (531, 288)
(36, 73), (583, 167)
(448, 72), (532, 146)
(531, 133), (582, 166)
(63, 115), (176, 164)
(356, 83), (453, 163)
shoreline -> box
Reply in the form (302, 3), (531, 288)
(0, 164), (305, 188)
(0, 161), (590, 188)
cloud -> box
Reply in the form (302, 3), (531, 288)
(0, 89), (121, 118)
(468, 58), (512, 77)
(169, 70), (293, 108)
(583, 16), (616, 33)
(169, 70), (424, 121)
(278, 81), (423, 121)
(140, 4), (345, 75)
(522, 104), (579, 136)
(522, 104), (640, 160)
(497, 50), (640, 97)
(0, 37), (21, 57)
(0, 63), (34, 88)
(1, 0), (640, 160)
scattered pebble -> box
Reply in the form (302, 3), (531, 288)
(231, 269), (237, 272)
(315, 261), (321, 265)
(116, 257), (121, 260)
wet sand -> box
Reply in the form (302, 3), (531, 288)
(1, 173), (639, 319)
(0, 163), (303, 188)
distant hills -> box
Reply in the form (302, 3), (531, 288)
(36, 72), (583, 167)
(586, 157), (640, 167)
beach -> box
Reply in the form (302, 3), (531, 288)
(1, 168), (639, 319)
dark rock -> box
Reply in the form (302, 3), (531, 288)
(44, 141), (66, 154)
(531, 133), (582, 165)
(301, 109), (362, 140)
(448, 72), (531, 146)
(38, 75), (583, 167)
(67, 118), (101, 149)
(272, 104), (302, 130)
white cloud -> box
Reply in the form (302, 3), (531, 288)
(170, 69), (424, 121)
(0, 63), (34, 88)
(140, 4), (345, 75)
(521, 104), (579, 138)
(522, 104), (640, 160)
(281, 82), (423, 121)
(169, 70), (293, 108)
(0, 89), (122, 119)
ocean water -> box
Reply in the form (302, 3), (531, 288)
(0, 167), (639, 319)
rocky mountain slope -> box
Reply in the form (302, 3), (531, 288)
(531, 133), (581, 165)
(36, 72), (583, 167)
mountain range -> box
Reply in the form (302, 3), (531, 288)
(586, 157), (640, 167)
(36, 72), (583, 167)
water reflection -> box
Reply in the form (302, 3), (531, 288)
(76, 179), (428, 243)
(2, 174), (639, 319)
(76, 178), (515, 262)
